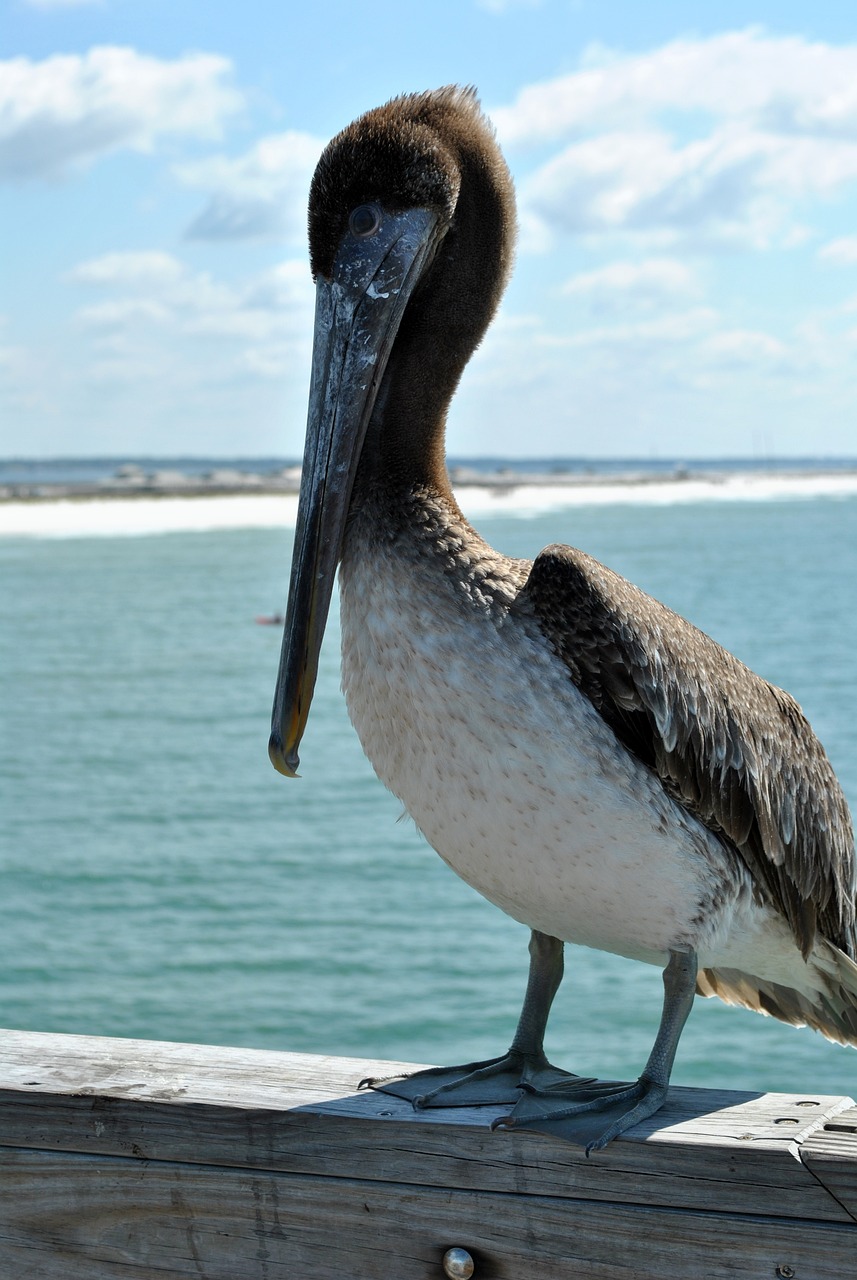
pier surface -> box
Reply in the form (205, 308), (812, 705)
(1, 1028), (856, 1278)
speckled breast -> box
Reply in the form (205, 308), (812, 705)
(337, 507), (735, 967)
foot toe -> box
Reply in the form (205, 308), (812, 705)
(498, 1076), (670, 1151)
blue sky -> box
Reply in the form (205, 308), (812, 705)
(3, 1), (857, 459)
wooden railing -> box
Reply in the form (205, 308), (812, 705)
(1, 1028), (855, 1278)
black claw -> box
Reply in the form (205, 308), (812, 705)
(358, 1073), (401, 1090)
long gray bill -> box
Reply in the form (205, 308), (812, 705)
(269, 206), (439, 777)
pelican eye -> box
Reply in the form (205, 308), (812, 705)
(349, 203), (382, 238)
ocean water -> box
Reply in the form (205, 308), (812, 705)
(2, 485), (857, 1103)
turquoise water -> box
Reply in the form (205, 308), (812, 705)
(2, 494), (857, 1099)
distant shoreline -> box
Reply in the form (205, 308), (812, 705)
(4, 460), (857, 504)
(3, 464), (857, 538)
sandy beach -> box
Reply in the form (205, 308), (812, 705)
(2, 466), (857, 537)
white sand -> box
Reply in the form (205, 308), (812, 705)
(456, 471), (857, 519)
(1, 472), (856, 538)
(0, 494), (300, 538)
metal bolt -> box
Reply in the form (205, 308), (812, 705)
(795, 1100), (818, 1107)
(775, 1266), (795, 1278)
(442, 1246), (475, 1279)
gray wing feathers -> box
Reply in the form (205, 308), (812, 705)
(520, 543), (856, 959)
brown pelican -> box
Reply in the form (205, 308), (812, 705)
(269, 86), (857, 1152)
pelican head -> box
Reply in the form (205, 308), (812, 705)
(269, 88), (516, 777)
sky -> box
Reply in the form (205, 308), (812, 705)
(3, 1), (857, 460)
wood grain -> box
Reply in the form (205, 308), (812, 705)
(5, 1147), (857, 1280)
(2, 1028), (856, 1278)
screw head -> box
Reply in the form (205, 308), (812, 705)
(443, 1246), (475, 1279)
(776, 1266), (795, 1278)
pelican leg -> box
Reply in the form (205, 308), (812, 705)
(495, 948), (698, 1154)
(362, 930), (595, 1107)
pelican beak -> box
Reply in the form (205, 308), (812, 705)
(269, 207), (439, 777)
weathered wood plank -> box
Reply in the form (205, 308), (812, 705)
(1, 1028), (854, 1223)
(0, 1027), (846, 1139)
(802, 1106), (857, 1221)
(0, 1028), (854, 1226)
(2, 1028), (856, 1278)
(2, 1146), (855, 1280)
(1, 1087), (853, 1226)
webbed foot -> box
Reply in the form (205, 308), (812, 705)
(361, 944), (695, 1154)
(493, 1074), (670, 1154)
(361, 1049), (594, 1108)
(494, 948), (697, 1153)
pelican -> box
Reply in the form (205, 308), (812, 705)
(269, 86), (857, 1152)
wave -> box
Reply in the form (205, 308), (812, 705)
(2, 471), (856, 538)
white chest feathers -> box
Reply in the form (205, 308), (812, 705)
(338, 532), (744, 966)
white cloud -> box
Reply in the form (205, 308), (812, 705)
(493, 31), (857, 146)
(175, 130), (323, 242)
(563, 258), (699, 312)
(476, 0), (542, 11)
(493, 32), (857, 249)
(465, 294), (817, 406)
(0, 316), (47, 421)
(449, 290), (856, 458)
(67, 248), (315, 382)
(701, 328), (789, 369)
(819, 236), (857, 263)
(525, 127), (783, 245)
(0, 47), (242, 181)
(68, 251), (186, 286)
(25, 0), (102, 8)
(0, 339), (28, 374)
(557, 308), (719, 349)
(76, 299), (173, 326)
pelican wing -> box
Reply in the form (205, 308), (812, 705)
(520, 543), (856, 958)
